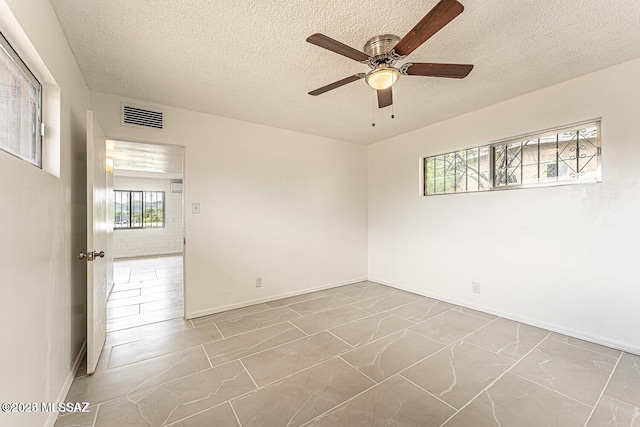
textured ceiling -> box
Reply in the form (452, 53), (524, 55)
(51, 0), (640, 144)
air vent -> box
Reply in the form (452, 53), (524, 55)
(121, 104), (164, 130)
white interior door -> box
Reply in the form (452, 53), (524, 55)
(86, 110), (109, 374)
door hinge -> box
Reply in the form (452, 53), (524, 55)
(40, 123), (45, 137)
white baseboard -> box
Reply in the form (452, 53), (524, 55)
(371, 277), (640, 357)
(44, 340), (86, 427)
(186, 277), (368, 320)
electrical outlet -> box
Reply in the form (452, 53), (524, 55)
(472, 282), (481, 294)
(256, 277), (262, 288)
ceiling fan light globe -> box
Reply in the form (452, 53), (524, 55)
(366, 68), (399, 90)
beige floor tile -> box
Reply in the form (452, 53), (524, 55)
(402, 340), (514, 409)
(288, 294), (357, 316)
(586, 395), (640, 426)
(232, 358), (374, 427)
(389, 297), (456, 323)
(410, 310), (493, 345)
(169, 402), (240, 427)
(67, 347), (210, 405)
(64, 281), (628, 427)
(339, 283), (395, 300)
(140, 297), (183, 314)
(119, 260), (155, 272)
(330, 281), (378, 293)
(604, 352), (640, 407)
(75, 358), (88, 379)
(451, 306), (498, 320)
(548, 332), (622, 358)
(140, 276), (182, 286)
(113, 270), (131, 284)
(289, 305), (370, 335)
(329, 313), (413, 348)
(109, 289), (140, 300)
(94, 361), (255, 426)
(104, 318), (192, 348)
(341, 329), (443, 382)
(54, 405), (98, 427)
(307, 375), (455, 427)
(108, 323), (222, 368)
(107, 304), (140, 320)
(241, 331), (351, 387)
(351, 290), (421, 314)
(191, 304), (271, 327)
(203, 322), (306, 367)
(444, 373), (592, 427)
(215, 306), (301, 337)
(264, 290), (332, 309)
(140, 281), (183, 296)
(129, 271), (158, 283)
(107, 289), (182, 308)
(318, 286), (353, 295)
(511, 338), (617, 406)
(465, 317), (548, 360)
(111, 282), (143, 292)
(106, 306), (184, 332)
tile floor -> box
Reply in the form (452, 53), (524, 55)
(107, 255), (184, 332)
(56, 281), (640, 427)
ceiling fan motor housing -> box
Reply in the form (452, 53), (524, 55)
(364, 34), (402, 66)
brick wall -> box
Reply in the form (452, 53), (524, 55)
(113, 176), (183, 258)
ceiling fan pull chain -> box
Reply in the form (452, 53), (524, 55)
(371, 91), (376, 127)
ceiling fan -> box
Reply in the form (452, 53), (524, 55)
(306, 0), (473, 109)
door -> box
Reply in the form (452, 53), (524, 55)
(84, 110), (109, 374)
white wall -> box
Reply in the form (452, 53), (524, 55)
(113, 176), (184, 258)
(368, 58), (640, 354)
(0, 1), (89, 426)
(90, 92), (368, 318)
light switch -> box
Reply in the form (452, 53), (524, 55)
(192, 203), (200, 214)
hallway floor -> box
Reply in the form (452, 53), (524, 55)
(107, 255), (184, 332)
(57, 281), (639, 426)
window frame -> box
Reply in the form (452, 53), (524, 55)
(423, 145), (492, 196)
(0, 31), (43, 168)
(422, 119), (602, 197)
(113, 190), (165, 229)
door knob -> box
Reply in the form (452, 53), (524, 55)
(95, 251), (105, 258)
(77, 252), (87, 260)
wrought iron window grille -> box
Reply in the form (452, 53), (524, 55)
(423, 120), (601, 196)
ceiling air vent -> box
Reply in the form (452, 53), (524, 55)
(121, 103), (164, 130)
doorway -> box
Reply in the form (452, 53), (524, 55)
(106, 140), (185, 333)
(108, 255), (183, 331)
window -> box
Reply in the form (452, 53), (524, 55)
(424, 146), (491, 195)
(423, 121), (600, 195)
(493, 124), (599, 187)
(114, 191), (164, 229)
(0, 32), (42, 167)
